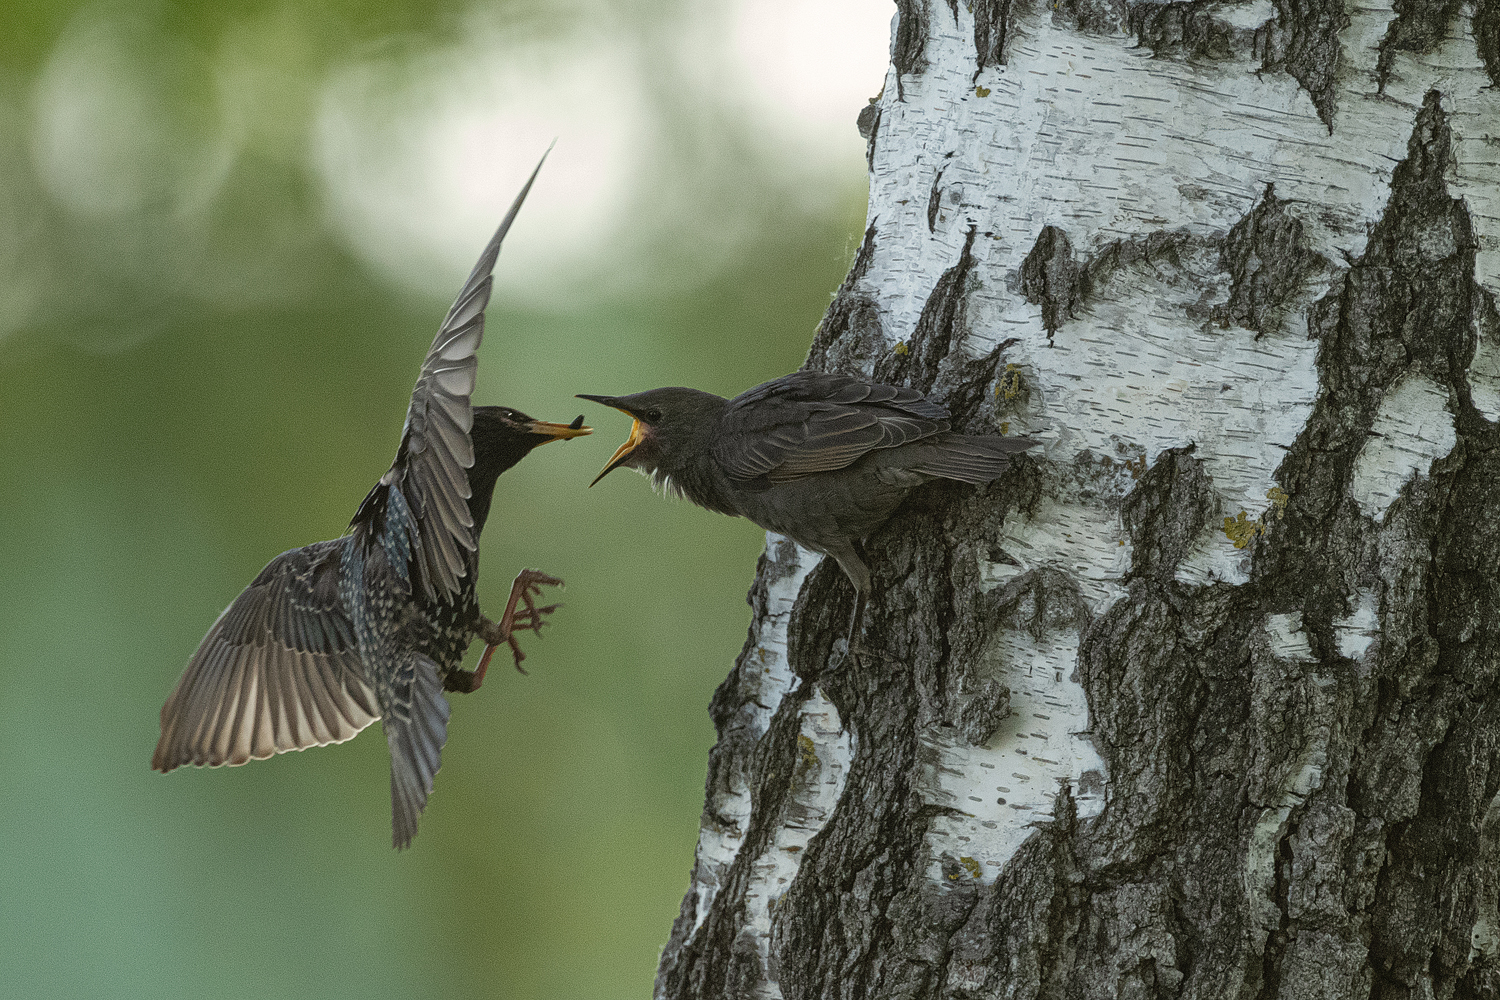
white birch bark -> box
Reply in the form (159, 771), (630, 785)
(658, 0), (1500, 996)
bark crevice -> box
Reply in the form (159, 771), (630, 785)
(1376, 0), (1466, 91)
(895, 0), (931, 98)
(974, 0), (1025, 76)
(1019, 225), (1087, 342)
(1128, 1), (1266, 61)
(1253, 0), (1349, 129)
(1478, 0), (1500, 88)
(877, 226), (980, 394)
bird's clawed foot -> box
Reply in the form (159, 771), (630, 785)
(829, 637), (899, 670)
(457, 570), (564, 692)
(829, 592), (868, 669)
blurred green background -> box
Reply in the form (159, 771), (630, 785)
(0, 1), (883, 996)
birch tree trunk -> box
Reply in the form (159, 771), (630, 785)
(657, 1), (1500, 996)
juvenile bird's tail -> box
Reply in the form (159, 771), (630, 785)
(909, 433), (1036, 485)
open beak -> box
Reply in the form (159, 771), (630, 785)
(577, 394), (644, 487)
(588, 418), (646, 487)
(526, 416), (592, 445)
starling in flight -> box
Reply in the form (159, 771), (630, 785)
(154, 153), (589, 848)
(579, 372), (1033, 644)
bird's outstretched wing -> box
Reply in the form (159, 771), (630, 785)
(153, 540), (380, 771)
(367, 150), (550, 602)
(714, 372), (952, 484)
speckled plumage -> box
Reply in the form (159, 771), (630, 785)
(153, 153), (589, 848)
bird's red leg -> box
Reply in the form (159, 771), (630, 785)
(467, 570), (563, 690)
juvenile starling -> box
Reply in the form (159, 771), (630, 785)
(579, 372), (1034, 642)
(153, 153), (590, 849)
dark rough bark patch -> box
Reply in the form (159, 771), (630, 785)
(1051, 0), (1129, 35)
(929, 334), (1022, 433)
(805, 224), (883, 378)
(1478, 0), (1500, 87)
(928, 166), (947, 234)
(1254, 0), (1349, 129)
(1087, 227), (1201, 281)
(1376, 0), (1465, 91)
(1019, 225), (1088, 341)
(1293, 90), (1479, 413)
(974, 0), (1022, 76)
(1242, 90), (1500, 997)
(1263, 89), (1480, 637)
(857, 102), (881, 170)
(894, 0), (930, 99)
(1128, 1), (1263, 60)
(877, 226), (980, 394)
(977, 565), (1091, 644)
(957, 679), (1011, 744)
(1214, 184), (1325, 336)
(1121, 445), (1215, 583)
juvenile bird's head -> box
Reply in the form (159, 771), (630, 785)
(576, 388), (728, 488)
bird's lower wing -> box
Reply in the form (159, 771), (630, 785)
(900, 433), (1037, 485)
(382, 653), (451, 850)
(718, 374), (951, 484)
(153, 541), (380, 771)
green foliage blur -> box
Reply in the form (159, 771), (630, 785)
(0, 2), (869, 996)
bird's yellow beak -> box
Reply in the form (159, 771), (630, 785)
(590, 417), (645, 487)
(526, 417), (592, 444)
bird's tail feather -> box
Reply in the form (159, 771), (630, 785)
(910, 433), (1035, 485)
(384, 654), (451, 850)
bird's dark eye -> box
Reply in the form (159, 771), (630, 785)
(646, 408), (663, 423)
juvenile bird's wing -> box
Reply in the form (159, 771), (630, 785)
(368, 151), (549, 602)
(714, 372), (951, 484)
(153, 540), (380, 771)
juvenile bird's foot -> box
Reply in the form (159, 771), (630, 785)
(828, 593), (869, 669)
(460, 570), (564, 691)
(829, 637), (896, 670)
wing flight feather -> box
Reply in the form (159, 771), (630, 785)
(153, 541), (379, 772)
(715, 372), (952, 484)
(374, 149), (550, 601)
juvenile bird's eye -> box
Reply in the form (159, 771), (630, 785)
(647, 408), (663, 422)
